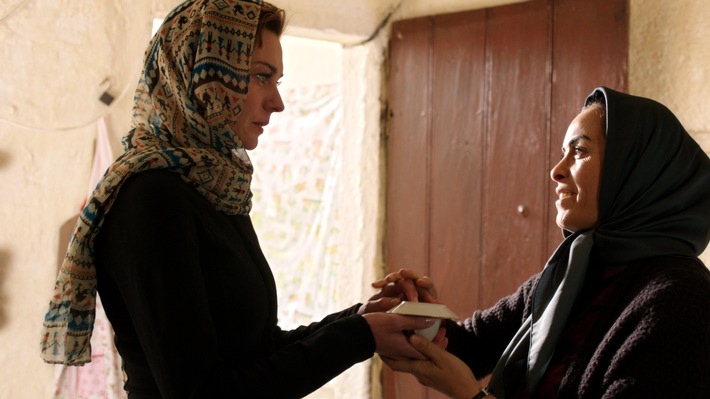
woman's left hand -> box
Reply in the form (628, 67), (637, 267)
(358, 269), (438, 314)
(374, 268), (438, 302)
(381, 334), (483, 399)
(362, 313), (439, 360)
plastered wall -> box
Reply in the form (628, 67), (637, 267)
(629, 0), (710, 151)
(0, 0), (708, 397)
(629, 0), (710, 265)
(0, 1), (154, 397)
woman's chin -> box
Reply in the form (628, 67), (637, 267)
(241, 138), (258, 150)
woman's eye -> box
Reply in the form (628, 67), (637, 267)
(253, 73), (282, 87)
(250, 71), (282, 88)
(560, 146), (587, 160)
(572, 146), (588, 157)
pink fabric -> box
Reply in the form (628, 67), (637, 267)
(86, 118), (115, 200)
(53, 117), (126, 399)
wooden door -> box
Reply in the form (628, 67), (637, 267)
(385, 0), (628, 398)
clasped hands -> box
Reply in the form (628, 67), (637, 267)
(360, 269), (486, 399)
(358, 268), (444, 359)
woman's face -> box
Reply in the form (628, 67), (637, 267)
(550, 107), (606, 232)
(235, 30), (285, 150)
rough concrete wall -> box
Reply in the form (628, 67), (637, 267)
(341, 32), (388, 399)
(630, 0), (710, 138)
(629, 0), (710, 264)
(0, 0), (154, 396)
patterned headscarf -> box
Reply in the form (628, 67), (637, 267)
(488, 87), (710, 397)
(41, 0), (263, 366)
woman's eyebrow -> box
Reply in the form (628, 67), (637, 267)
(568, 134), (590, 146)
(562, 134), (590, 152)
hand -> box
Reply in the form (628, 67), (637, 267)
(431, 324), (448, 349)
(357, 296), (404, 315)
(381, 334), (484, 399)
(362, 313), (438, 360)
(369, 268), (438, 303)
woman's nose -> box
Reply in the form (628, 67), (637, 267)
(268, 88), (285, 113)
(550, 157), (567, 182)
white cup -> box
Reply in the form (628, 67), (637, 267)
(414, 318), (441, 341)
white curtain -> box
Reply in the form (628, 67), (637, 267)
(250, 82), (372, 398)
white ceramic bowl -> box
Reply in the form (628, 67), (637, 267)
(414, 318), (441, 341)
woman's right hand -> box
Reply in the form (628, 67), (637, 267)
(381, 334), (487, 399)
(369, 268), (438, 304)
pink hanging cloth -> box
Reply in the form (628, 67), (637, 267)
(52, 117), (127, 399)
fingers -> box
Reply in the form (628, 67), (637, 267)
(371, 269), (438, 302)
(370, 272), (398, 288)
(415, 276), (438, 300)
(365, 313), (434, 360)
(367, 282), (401, 300)
(431, 326), (448, 349)
(396, 278), (419, 302)
(383, 314), (436, 331)
(359, 297), (402, 314)
(393, 343), (429, 360)
(417, 287), (437, 303)
(371, 271), (406, 288)
(381, 355), (439, 391)
(381, 355), (436, 378)
(381, 355), (417, 373)
(396, 268), (424, 280)
(408, 334), (441, 361)
(407, 315), (438, 331)
(372, 268), (423, 287)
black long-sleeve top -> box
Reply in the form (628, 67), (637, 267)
(95, 170), (375, 398)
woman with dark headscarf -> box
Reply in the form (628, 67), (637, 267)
(379, 87), (710, 398)
(40, 1), (436, 397)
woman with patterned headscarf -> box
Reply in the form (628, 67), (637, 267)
(40, 1), (437, 397)
(378, 87), (710, 398)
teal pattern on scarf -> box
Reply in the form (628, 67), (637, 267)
(40, 0), (263, 366)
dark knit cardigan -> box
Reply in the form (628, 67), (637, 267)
(446, 256), (710, 398)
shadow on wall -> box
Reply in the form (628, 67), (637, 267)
(0, 249), (10, 329)
(0, 149), (9, 170)
(0, 149), (10, 329)
(57, 215), (79, 272)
